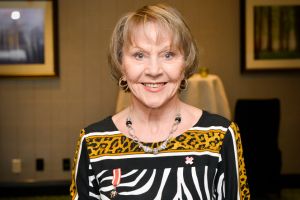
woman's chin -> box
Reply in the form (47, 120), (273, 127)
(143, 102), (164, 109)
(130, 87), (179, 109)
(139, 96), (177, 109)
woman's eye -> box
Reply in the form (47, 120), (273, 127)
(165, 52), (175, 59)
(134, 52), (144, 60)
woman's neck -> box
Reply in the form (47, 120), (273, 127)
(129, 95), (181, 124)
(112, 94), (202, 143)
(127, 95), (182, 140)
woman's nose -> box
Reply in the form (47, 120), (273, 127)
(145, 57), (163, 77)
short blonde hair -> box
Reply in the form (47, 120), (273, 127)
(108, 3), (199, 86)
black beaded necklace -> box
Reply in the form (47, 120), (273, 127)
(125, 113), (182, 154)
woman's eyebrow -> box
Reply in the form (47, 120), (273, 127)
(128, 46), (152, 55)
(158, 46), (178, 53)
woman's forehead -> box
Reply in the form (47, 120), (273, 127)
(125, 21), (175, 47)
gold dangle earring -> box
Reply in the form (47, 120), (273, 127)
(118, 76), (130, 92)
(179, 78), (188, 91)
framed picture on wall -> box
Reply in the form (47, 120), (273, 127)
(241, 0), (300, 72)
(0, 0), (59, 77)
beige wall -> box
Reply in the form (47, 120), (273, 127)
(0, 0), (299, 182)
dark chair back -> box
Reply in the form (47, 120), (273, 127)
(234, 99), (281, 197)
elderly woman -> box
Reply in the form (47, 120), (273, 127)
(70, 3), (250, 200)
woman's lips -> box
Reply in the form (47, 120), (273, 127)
(141, 82), (167, 92)
(142, 82), (166, 88)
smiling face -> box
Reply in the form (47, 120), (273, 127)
(121, 22), (185, 109)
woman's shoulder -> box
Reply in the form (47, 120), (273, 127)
(194, 110), (232, 129)
(83, 116), (118, 134)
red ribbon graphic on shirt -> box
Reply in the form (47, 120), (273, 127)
(111, 168), (121, 198)
(112, 168), (121, 187)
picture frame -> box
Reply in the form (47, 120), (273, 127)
(0, 0), (59, 77)
(240, 0), (300, 72)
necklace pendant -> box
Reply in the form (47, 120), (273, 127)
(142, 146), (150, 153)
(153, 148), (158, 155)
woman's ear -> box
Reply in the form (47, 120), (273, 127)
(119, 63), (126, 77)
(121, 74), (126, 81)
(180, 70), (185, 81)
(120, 68), (126, 79)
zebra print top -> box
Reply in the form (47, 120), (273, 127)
(70, 111), (250, 200)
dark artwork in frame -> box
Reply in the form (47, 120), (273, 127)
(0, 8), (45, 64)
(0, 0), (59, 77)
(254, 6), (300, 60)
(241, 0), (300, 72)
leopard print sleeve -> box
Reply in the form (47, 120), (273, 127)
(216, 122), (250, 200)
(70, 129), (100, 200)
(230, 122), (250, 199)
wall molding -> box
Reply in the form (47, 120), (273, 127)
(0, 180), (70, 197)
